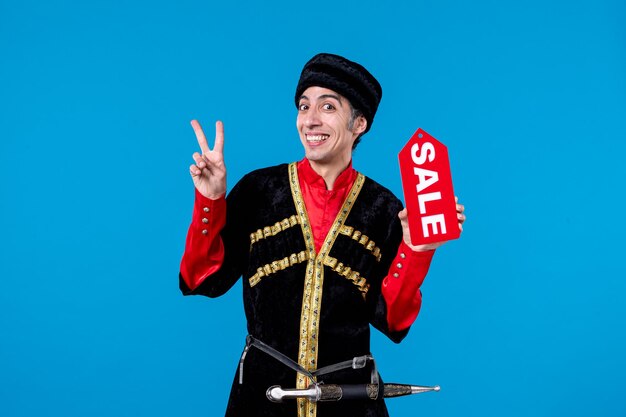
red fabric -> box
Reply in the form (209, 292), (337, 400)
(381, 242), (434, 331)
(179, 160), (433, 331)
(296, 159), (357, 253)
(179, 189), (226, 290)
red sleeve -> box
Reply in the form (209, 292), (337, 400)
(381, 241), (435, 332)
(179, 189), (227, 291)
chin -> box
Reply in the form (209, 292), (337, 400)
(304, 151), (327, 162)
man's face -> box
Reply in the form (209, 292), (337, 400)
(296, 86), (366, 168)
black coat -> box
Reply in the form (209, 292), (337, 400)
(180, 163), (410, 417)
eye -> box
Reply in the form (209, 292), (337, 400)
(322, 103), (335, 111)
(298, 103), (309, 111)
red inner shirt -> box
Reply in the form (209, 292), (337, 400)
(296, 158), (357, 252)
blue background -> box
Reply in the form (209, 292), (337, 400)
(1, 0), (625, 416)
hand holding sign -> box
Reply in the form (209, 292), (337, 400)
(399, 128), (465, 250)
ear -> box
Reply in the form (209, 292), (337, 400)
(353, 115), (367, 136)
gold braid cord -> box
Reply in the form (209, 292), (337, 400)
(338, 225), (382, 262)
(249, 215), (300, 248)
(322, 256), (370, 300)
(248, 251), (310, 287)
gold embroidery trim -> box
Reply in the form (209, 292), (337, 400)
(322, 256), (370, 300)
(249, 215), (300, 247)
(289, 162), (365, 417)
(338, 225), (382, 262)
(289, 163), (317, 417)
(248, 251), (310, 287)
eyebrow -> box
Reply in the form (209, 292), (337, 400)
(299, 94), (344, 106)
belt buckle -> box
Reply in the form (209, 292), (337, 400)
(352, 356), (368, 369)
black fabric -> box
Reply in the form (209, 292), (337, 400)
(295, 53), (382, 133)
(179, 163), (410, 417)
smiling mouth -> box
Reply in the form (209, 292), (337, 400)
(306, 134), (329, 143)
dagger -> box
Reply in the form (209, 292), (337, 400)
(267, 383), (440, 403)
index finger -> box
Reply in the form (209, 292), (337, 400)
(214, 120), (224, 154)
(191, 119), (210, 154)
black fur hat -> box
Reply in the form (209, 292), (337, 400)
(295, 53), (382, 133)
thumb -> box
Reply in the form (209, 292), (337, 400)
(398, 208), (408, 222)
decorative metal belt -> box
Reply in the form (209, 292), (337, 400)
(238, 335), (439, 403)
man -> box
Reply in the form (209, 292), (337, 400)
(180, 53), (465, 417)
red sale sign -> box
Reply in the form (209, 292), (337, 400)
(399, 128), (460, 245)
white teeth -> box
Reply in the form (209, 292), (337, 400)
(307, 135), (329, 142)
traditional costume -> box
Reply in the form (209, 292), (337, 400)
(179, 54), (435, 417)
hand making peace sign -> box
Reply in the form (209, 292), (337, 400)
(189, 120), (227, 200)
